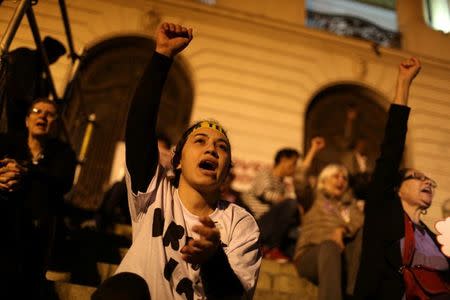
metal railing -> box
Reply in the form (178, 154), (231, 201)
(0, 0), (30, 57)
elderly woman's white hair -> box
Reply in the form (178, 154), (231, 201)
(317, 164), (349, 192)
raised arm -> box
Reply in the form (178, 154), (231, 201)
(393, 57), (421, 106)
(369, 57), (421, 194)
(125, 23), (192, 194)
(294, 136), (325, 192)
(354, 57), (421, 299)
(301, 136), (325, 172)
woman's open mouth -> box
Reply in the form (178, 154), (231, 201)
(199, 159), (218, 172)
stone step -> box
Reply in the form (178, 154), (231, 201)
(54, 259), (317, 300)
(50, 262), (118, 300)
(255, 259), (317, 300)
(54, 282), (96, 300)
(97, 262), (119, 282)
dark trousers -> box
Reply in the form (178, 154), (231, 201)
(257, 199), (300, 253)
(297, 240), (343, 300)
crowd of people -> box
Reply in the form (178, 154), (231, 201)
(0, 22), (448, 300)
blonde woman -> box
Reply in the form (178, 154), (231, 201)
(294, 164), (364, 300)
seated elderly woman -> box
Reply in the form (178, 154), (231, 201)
(353, 58), (449, 299)
(293, 163), (364, 300)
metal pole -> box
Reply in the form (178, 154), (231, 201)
(26, 4), (73, 147)
(0, 0), (29, 134)
(26, 4), (58, 101)
(58, 0), (78, 62)
(0, 0), (30, 57)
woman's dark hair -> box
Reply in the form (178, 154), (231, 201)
(394, 168), (413, 191)
(171, 120), (232, 187)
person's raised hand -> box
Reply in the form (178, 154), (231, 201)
(394, 57), (421, 105)
(180, 216), (221, 265)
(311, 136), (326, 152)
(155, 22), (193, 58)
(398, 57), (421, 84)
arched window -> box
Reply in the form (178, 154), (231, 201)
(62, 35), (194, 209)
(305, 83), (388, 176)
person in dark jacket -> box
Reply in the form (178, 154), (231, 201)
(0, 97), (77, 299)
(354, 57), (449, 300)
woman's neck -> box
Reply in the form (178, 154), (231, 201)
(319, 189), (342, 202)
(178, 180), (219, 217)
(28, 135), (44, 158)
(402, 201), (422, 224)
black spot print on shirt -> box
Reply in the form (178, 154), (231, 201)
(164, 258), (179, 281)
(152, 208), (164, 237)
(176, 277), (194, 300)
(163, 221), (185, 251)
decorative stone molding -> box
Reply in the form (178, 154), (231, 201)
(307, 10), (401, 48)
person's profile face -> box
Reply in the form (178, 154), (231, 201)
(279, 156), (298, 177)
(398, 169), (435, 209)
(178, 127), (231, 192)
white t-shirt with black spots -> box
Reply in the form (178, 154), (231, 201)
(116, 165), (262, 300)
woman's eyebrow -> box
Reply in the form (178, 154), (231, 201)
(217, 138), (230, 145)
(194, 132), (229, 144)
(193, 133), (207, 138)
(193, 133), (229, 146)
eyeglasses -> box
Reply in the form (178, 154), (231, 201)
(402, 172), (437, 189)
(30, 107), (58, 119)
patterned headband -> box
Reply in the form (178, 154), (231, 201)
(191, 121), (228, 138)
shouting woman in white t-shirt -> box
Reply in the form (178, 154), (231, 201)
(92, 23), (262, 300)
